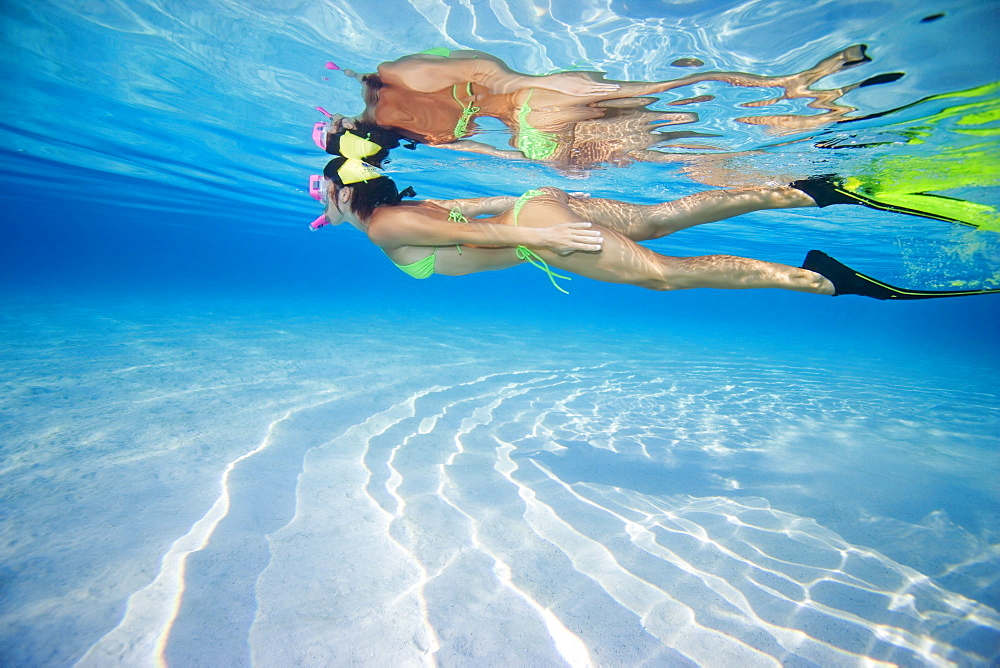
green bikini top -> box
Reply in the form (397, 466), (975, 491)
(390, 253), (437, 279)
(387, 207), (467, 279)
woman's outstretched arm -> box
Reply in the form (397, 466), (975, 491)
(367, 206), (602, 254)
(423, 195), (518, 218)
(427, 140), (527, 160)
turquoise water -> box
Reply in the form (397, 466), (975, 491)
(2, 0), (999, 665)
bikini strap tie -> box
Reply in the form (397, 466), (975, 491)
(452, 83), (480, 138)
(448, 207), (468, 254)
(515, 246), (571, 294)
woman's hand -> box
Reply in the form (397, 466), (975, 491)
(538, 222), (603, 255)
(431, 141), (526, 159)
(538, 72), (621, 96)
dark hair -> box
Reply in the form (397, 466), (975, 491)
(325, 122), (407, 165)
(323, 156), (416, 221)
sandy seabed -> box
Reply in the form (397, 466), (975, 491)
(1, 296), (998, 667)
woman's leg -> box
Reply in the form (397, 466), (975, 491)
(552, 229), (833, 293)
(599, 44), (872, 99)
(566, 186), (816, 241)
(519, 195), (834, 294)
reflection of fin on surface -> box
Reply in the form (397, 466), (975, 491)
(838, 80), (1000, 126)
(790, 174), (1000, 231)
(857, 72), (905, 88)
(802, 250), (1000, 300)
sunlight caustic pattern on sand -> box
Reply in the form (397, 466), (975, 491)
(240, 364), (999, 666)
(75, 397), (339, 668)
(3, 307), (998, 666)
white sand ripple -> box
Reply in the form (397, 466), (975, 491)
(2, 306), (997, 666)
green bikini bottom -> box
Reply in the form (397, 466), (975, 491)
(516, 90), (560, 160)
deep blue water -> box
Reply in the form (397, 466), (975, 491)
(2, 0), (999, 665)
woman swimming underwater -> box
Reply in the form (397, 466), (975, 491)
(307, 131), (1000, 301)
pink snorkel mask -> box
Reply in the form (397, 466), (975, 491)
(308, 174), (330, 231)
(312, 107), (339, 152)
(312, 121), (330, 151)
(309, 108), (335, 230)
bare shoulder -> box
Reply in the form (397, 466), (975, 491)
(364, 206), (407, 245)
(375, 57), (431, 85)
(376, 56), (471, 91)
(366, 205), (441, 247)
(374, 60), (406, 86)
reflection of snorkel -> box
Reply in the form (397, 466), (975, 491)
(325, 61), (365, 82)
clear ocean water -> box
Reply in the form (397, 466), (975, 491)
(2, 0), (999, 665)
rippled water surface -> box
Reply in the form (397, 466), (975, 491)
(1, 0), (998, 666)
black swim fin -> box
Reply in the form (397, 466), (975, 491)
(789, 174), (991, 229)
(802, 250), (1000, 300)
(790, 175), (866, 207)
